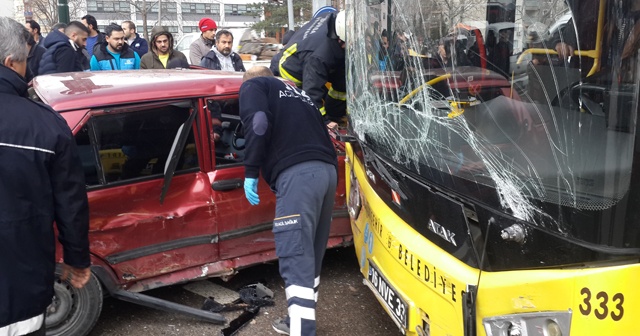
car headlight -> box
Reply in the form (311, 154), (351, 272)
(483, 311), (571, 336)
(348, 168), (362, 220)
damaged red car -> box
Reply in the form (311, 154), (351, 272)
(31, 70), (352, 336)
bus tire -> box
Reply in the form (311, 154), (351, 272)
(45, 267), (103, 336)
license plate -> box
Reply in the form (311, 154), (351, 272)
(367, 260), (408, 328)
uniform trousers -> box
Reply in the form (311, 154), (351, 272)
(272, 160), (337, 336)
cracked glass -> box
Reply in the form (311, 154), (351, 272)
(347, 0), (640, 248)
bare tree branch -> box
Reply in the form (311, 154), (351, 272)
(30, 0), (83, 30)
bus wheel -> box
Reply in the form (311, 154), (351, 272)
(45, 267), (103, 336)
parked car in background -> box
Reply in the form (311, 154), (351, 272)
(174, 32), (200, 63)
(32, 70), (352, 336)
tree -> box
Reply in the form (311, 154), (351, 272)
(247, 0), (312, 35)
(28, 0), (83, 31)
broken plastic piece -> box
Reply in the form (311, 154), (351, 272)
(220, 306), (260, 336)
(202, 297), (250, 312)
(238, 283), (274, 307)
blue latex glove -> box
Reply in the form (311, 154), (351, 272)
(244, 178), (260, 205)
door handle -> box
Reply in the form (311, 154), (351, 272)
(212, 178), (243, 191)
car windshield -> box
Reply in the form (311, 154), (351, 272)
(348, 0), (640, 249)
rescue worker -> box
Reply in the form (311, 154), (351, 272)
(276, 11), (347, 127)
(0, 17), (91, 335)
(240, 66), (338, 336)
(270, 7), (337, 75)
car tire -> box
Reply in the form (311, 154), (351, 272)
(45, 266), (103, 336)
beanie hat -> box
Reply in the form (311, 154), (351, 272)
(199, 18), (217, 32)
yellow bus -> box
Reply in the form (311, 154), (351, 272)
(345, 0), (640, 335)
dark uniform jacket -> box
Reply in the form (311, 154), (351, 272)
(38, 30), (86, 75)
(270, 29), (297, 75)
(277, 12), (347, 121)
(200, 50), (246, 71)
(240, 76), (337, 186)
(0, 64), (90, 328)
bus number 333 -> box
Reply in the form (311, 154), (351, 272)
(579, 288), (624, 321)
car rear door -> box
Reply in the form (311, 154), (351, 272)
(202, 96), (278, 262)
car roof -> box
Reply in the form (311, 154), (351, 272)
(33, 69), (246, 112)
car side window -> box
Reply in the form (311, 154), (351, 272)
(76, 103), (199, 186)
(206, 98), (245, 166)
(75, 125), (100, 186)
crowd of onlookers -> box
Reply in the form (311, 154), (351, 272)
(25, 15), (247, 82)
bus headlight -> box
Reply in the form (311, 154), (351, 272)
(545, 319), (563, 336)
(348, 169), (362, 219)
(483, 311), (571, 336)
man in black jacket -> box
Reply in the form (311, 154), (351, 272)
(240, 66), (337, 336)
(269, 7), (336, 76)
(0, 16), (91, 336)
(25, 20), (45, 49)
(276, 11), (347, 126)
(38, 21), (89, 75)
(26, 35), (45, 81)
(200, 30), (245, 71)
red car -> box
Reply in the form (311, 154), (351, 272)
(32, 70), (352, 336)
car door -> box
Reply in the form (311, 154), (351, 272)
(203, 96), (279, 261)
(74, 99), (220, 283)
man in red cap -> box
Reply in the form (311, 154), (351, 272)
(189, 18), (217, 64)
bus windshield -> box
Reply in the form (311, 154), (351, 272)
(347, 0), (640, 249)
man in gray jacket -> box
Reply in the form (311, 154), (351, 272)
(189, 17), (217, 65)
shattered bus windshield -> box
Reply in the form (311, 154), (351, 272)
(348, 0), (640, 249)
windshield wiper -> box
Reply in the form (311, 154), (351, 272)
(362, 144), (408, 201)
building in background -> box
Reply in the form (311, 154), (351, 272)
(8, 0), (23, 22)
(87, 0), (265, 39)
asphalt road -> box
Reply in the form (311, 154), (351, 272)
(89, 247), (401, 336)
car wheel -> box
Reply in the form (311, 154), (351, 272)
(45, 267), (103, 336)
